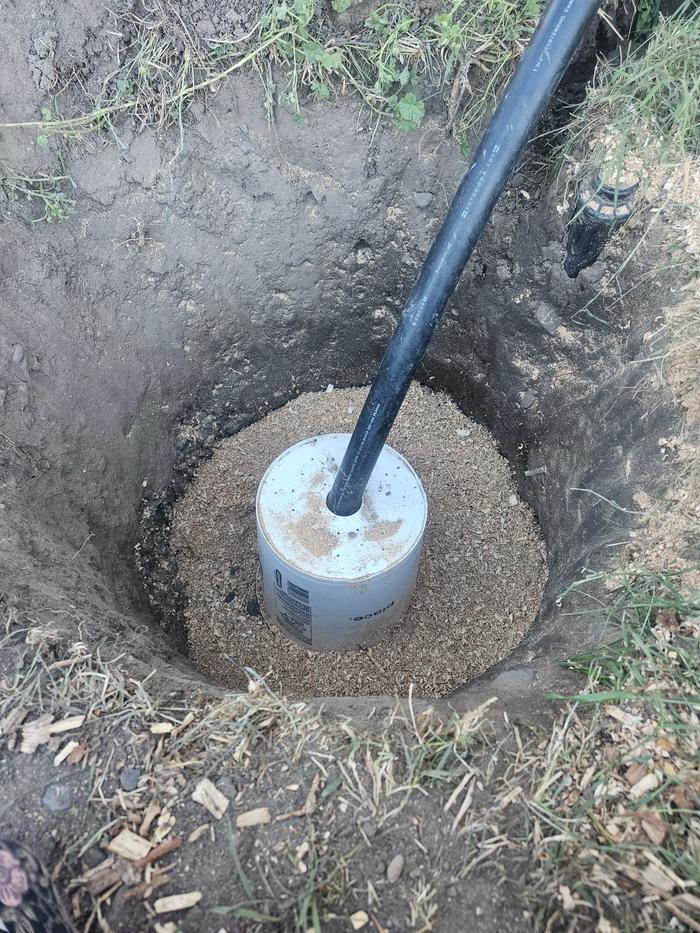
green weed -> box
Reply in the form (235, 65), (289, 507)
(0, 168), (75, 222)
(526, 568), (700, 931)
(0, 0), (539, 149)
(564, 2), (700, 181)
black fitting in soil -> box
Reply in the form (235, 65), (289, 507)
(563, 171), (639, 278)
(327, 0), (600, 517)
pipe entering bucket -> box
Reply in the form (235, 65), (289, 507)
(256, 434), (427, 651)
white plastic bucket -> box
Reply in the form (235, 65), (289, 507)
(256, 434), (427, 651)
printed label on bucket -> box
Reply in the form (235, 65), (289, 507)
(274, 569), (312, 645)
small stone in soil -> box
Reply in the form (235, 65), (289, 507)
(414, 191), (434, 208)
(386, 853), (405, 883)
(42, 782), (73, 812)
(520, 389), (537, 410)
(120, 767), (141, 791)
(533, 301), (560, 335)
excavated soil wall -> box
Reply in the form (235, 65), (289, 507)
(0, 0), (679, 721)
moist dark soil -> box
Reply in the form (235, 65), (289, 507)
(172, 384), (546, 698)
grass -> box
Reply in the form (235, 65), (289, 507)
(522, 568), (700, 932)
(563, 2), (700, 187)
(0, 166), (75, 222)
(0, 0), (540, 154)
(2, 562), (700, 931)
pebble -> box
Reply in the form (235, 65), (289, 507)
(42, 783), (73, 812)
(520, 389), (537, 410)
(119, 767), (141, 791)
(82, 847), (107, 870)
(386, 853), (404, 883)
(11, 344), (25, 364)
(414, 191), (434, 209)
(508, 494), (519, 506)
(533, 302), (559, 336)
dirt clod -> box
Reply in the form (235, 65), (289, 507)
(172, 384), (547, 698)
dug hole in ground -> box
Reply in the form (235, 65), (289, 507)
(0, 0), (698, 931)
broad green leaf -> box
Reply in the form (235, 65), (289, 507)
(395, 92), (425, 132)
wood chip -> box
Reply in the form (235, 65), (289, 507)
(629, 772), (660, 800)
(140, 801), (161, 836)
(123, 872), (171, 901)
(642, 862), (675, 895)
(559, 885), (576, 911)
(154, 891), (203, 914)
(301, 772), (321, 816)
(133, 836), (182, 868)
(672, 893), (700, 916)
(187, 824), (210, 844)
(276, 772), (322, 821)
(107, 829), (153, 861)
(47, 715), (85, 734)
(53, 740), (79, 767)
(236, 807), (271, 828)
(20, 714), (85, 754)
(639, 811), (670, 844)
(172, 712), (195, 736)
(150, 722), (175, 735)
(350, 910), (369, 930)
(605, 705), (640, 728)
(152, 809), (176, 844)
(0, 705), (27, 736)
(670, 786), (696, 810)
(85, 867), (122, 897)
(579, 762), (596, 791)
(191, 778), (229, 819)
(67, 742), (88, 765)
(625, 763), (648, 786)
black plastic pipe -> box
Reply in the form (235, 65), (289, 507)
(327, 0), (600, 516)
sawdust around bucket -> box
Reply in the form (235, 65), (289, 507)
(171, 384), (547, 698)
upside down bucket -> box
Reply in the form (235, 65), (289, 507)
(256, 434), (427, 651)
